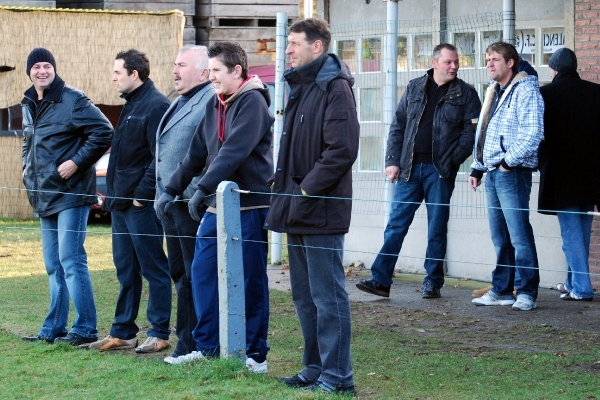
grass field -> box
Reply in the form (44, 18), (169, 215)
(1, 219), (599, 399)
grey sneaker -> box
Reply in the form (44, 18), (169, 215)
(163, 350), (205, 365)
(135, 336), (170, 353)
(556, 283), (568, 294)
(472, 290), (515, 306)
(512, 295), (537, 311)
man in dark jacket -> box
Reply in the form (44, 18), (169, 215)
(356, 43), (481, 299)
(21, 48), (113, 345)
(156, 42), (273, 371)
(89, 49), (171, 353)
(265, 19), (359, 395)
(538, 47), (600, 301)
(153, 45), (215, 364)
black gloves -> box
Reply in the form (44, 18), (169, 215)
(188, 189), (207, 221)
(154, 193), (175, 223)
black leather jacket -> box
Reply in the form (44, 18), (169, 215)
(22, 75), (113, 217)
(386, 70), (481, 181)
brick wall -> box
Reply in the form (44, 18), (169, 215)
(575, 0), (600, 289)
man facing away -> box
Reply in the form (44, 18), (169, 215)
(265, 18), (359, 395)
(356, 43), (481, 299)
(154, 45), (215, 363)
(538, 48), (600, 302)
(21, 48), (113, 346)
(89, 49), (172, 352)
(469, 42), (544, 311)
(156, 42), (273, 371)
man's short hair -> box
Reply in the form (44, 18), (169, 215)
(432, 43), (458, 60)
(116, 49), (150, 82)
(486, 42), (520, 73)
(289, 18), (331, 52)
(207, 42), (248, 79)
(179, 44), (209, 70)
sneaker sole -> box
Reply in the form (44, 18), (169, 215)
(472, 299), (515, 306)
(355, 283), (390, 298)
(512, 303), (537, 311)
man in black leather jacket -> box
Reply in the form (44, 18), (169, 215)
(357, 43), (481, 300)
(89, 49), (171, 354)
(21, 48), (113, 346)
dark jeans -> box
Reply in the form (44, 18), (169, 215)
(191, 210), (270, 360)
(287, 233), (354, 388)
(110, 204), (171, 340)
(485, 168), (540, 298)
(161, 201), (201, 356)
(371, 163), (457, 289)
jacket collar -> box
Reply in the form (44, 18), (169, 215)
(419, 69), (462, 96)
(121, 79), (156, 102)
(23, 74), (66, 103)
(552, 70), (581, 83)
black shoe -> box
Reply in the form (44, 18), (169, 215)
(279, 373), (315, 388)
(421, 281), (441, 298)
(304, 382), (356, 396)
(355, 279), (390, 297)
(54, 333), (98, 346)
(22, 335), (54, 344)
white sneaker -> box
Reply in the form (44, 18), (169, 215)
(556, 283), (568, 294)
(512, 295), (537, 311)
(246, 357), (268, 374)
(163, 350), (205, 365)
(472, 291), (515, 306)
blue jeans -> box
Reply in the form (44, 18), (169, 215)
(557, 205), (595, 298)
(287, 233), (354, 389)
(161, 201), (201, 356)
(110, 204), (171, 340)
(485, 168), (540, 298)
(191, 210), (270, 361)
(39, 205), (97, 339)
(371, 163), (457, 289)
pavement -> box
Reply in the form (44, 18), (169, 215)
(267, 264), (600, 334)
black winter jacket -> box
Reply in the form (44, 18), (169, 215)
(386, 70), (480, 181)
(538, 71), (600, 214)
(165, 77), (274, 209)
(105, 79), (170, 210)
(22, 75), (113, 217)
(265, 53), (359, 235)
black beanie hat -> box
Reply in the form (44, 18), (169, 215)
(26, 48), (56, 76)
(548, 48), (577, 73)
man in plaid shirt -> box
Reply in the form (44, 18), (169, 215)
(469, 42), (543, 311)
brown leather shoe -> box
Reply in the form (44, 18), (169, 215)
(89, 335), (138, 351)
(472, 286), (492, 297)
(135, 336), (170, 353)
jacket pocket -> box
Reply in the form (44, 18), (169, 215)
(286, 182), (327, 228)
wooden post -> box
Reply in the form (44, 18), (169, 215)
(216, 181), (246, 359)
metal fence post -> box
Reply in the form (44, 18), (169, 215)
(216, 181), (246, 359)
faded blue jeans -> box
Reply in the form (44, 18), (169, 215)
(287, 233), (354, 389)
(485, 168), (540, 299)
(371, 163), (457, 289)
(557, 205), (595, 299)
(39, 205), (97, 340)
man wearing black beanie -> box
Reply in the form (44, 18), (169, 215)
(538, 47), (600, 302)
(21, 48), (113, 345)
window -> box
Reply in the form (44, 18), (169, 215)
(358, 137), (383, 172)
(542, 28), (565, 65)
(515, 29), (536, 64)
(454, 32), (476, 68)
(337, 40), (356, 73)
(413, 35), (433, 70)
(481, 30), (502, 66)
(361, 38), (381, 72)
(397, 36), (408, 71)
(359, 88), (382, 122)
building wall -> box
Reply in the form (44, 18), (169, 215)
(575, 0), (600, 288)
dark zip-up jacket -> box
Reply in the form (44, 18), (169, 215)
(386, 69), (480, 181)
(265, 53), (359, 235)
(165, 76), (274, 209)
(104, 79), (170, 210)
(21, 75), (113, 217)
